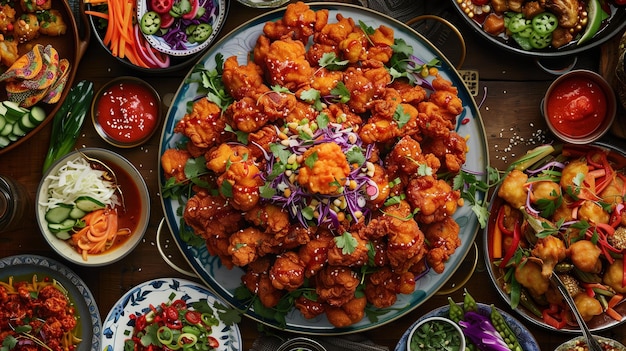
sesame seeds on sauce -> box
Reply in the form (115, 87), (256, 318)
(96, 81), (159, 144)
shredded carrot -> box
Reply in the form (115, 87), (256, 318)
(71, 208), (129, 261)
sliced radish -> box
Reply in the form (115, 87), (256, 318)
(133, 25), (158, 67)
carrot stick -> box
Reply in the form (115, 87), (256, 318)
(608, 294), (624, 309)
(84, 10), (109, 19)
(491, 224), (503, 259)
(606, 307), (623, 321)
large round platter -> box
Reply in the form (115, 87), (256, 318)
(0, 254), (102, 351)
(158, 2), (488, 334)
(484, 142), (626, 332)
(394, 303), (540, 351)
(450, 0), (626, 58)
(0, 0), (86, 155)
(100, 278), (242, 351)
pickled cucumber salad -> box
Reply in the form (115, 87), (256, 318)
(40, 156), (121, 239)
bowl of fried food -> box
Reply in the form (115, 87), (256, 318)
(36, 148), (149, 266)
(485, 142), (626, 332)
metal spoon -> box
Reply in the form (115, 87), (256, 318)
(77, 150), (126, 211)
(550, 273), (604, 351)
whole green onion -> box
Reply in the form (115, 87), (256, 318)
(42, 80), (94, 172)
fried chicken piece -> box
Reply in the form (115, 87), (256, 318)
(206, 143), (252, 173)
(515, 259), (550, 297)
(284, 101), (318, 126)
(245, 204), (290, 237)
(364, 267), (415, 308)
(0, 5), (16, 34)
(228, 227), (273, 266)
(314, 13), (355, 47)
(297, 142), (351, 195)
(423, 217), (461, 274)
(263, 38), (314, 91)
(39, 9), (67, 36)
(217, 160), (263, 211)
(368, 163), (391, 209)
(389, 80), (428, 105)
(321, 103), (363, 129)
(247, 125), (279, 160)
(531, 235), (566, 278)
(551, 27), (574, 48)
(299, 229), (334, 277)
(161, 148), (191, 182)
(498, 169), (529, 210)
(222, 55), (267, 100)
(339, 31), (368, 63)
(270, 251), (306, 291)
(567, 240), (602, 273)
(324, 296), (366, 327)
(263, 2), (328, 42)
(295, 295), (325, 319)
(308, 68), (344, 97)
(416, 102), (455, 139)
(420, 131), (467, 173)
(241, 257), (284, 308)
(544, 0), (579, 28)
(327, 231), (369, 267)
(359, 201), (426, 272)
(578, 200), (610, 224)
(20, 0), (51, 12)
(574, 293), (602, 322)
(174, 98), (227, 149)
(183, 189), (243, 240)
(385, 135), (441, 179)
(206, 235), (234, 269)
(406, 175), (460, 225)
(267, 224), (314, 253)
(316, 266), (360, 307)
(344, 60), (391, 114)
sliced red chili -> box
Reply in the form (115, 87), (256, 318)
(497, 205), (514, 236)
(165, 306), (179, 321)
(185, 310), (202, 325)
(542, 304), (567, 329)
(499, 220), (521, 268)
(207, 336), (219, 348)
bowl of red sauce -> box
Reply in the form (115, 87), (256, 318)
(92, 77), (162, 148)
(542, 70), (616, 144)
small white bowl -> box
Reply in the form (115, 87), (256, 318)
(36, 148), (150, 266)
(406, 316), (465, 351)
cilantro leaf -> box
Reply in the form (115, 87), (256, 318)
(224, 124), (249, 144)
(259, 183), (277, 199)
(220, 180), (233, 198)
(346, 146), (366, 166)
(300, 88), (324, 111)
(318, 52), (349, 71)
(393, 104), (411, 128)
(305, 151), (318, 168)
(270, 143), (291, 163)
(334, 232), (358, 255)
(316, 113), (329, 129)
(331, 82), (350, 104)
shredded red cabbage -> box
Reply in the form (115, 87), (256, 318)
(260, 122), (378, 230)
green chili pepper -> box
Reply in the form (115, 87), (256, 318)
(42, 80), (94, 172)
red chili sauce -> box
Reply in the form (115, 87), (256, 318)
(546, 76), (607, 138)
(96, 81), (159, 144)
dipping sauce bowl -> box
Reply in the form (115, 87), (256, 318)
(542, 70), (616, 144)
(92, 77), (161, 148)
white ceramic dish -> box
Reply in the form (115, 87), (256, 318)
(100, 278), (242, 351)
(36, 148), (150, 266)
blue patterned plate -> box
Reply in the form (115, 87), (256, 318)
(101, 278), (241, 351)
(158, 2), (489, 334)
(394, 303), (540, 351)
(0, 255), (102, 351)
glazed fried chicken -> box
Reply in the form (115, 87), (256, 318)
(161, 148), (191, 182)
(183, 189), (243, 240)
(270, 251), (306, 291)
(241, 257), (284, 308)
(423, 217), (461, 274)
(316, 266), (360, 307)
(543, 0), (579, 28)
(406, 175), (460, 225)
(174, 98), (227, 149)
(364, 267), (415, 308)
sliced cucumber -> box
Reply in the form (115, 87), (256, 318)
(0, 102), (7, 116)
(55, 231), (71, 240)
(0, 122), (12, 136)
(11, 122), (25, 136)
(48, 218), (77, 232)
(0, 115), (6, 132)
(28, 106), (46, 124)
(3, 101), (28, 123)
(0, 135), (9, 148)
(44, 204), (73, 224)
(69, 207), (87, 219)
(18, 113), (36, 132)
(7, 134), (18, 141)
(75, 196), (106, 212)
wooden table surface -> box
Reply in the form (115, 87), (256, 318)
(2, 0), (626, 350)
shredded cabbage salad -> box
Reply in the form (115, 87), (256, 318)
(40, 157), (119, 210)
(259, 116), (378, 230)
